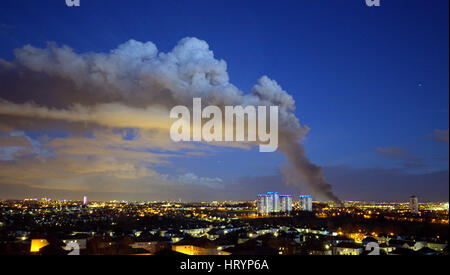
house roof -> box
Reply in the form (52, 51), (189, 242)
(417, 247), (438, 255)
(135, 233), (170, 243)
(334, 243), (364, 249)
(174, 237), (216, 248)
(389, 248), (419, 255)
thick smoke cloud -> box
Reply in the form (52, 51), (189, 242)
(0, 37), (340, 202)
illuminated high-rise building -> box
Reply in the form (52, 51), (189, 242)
(268, 192), (280, 213)
(279, 195), (292, 213)
(409, 195), (419, 214)
(257, 194), (271, 215)
(299, 195), (313, 212)
(83, 196), (87, 207)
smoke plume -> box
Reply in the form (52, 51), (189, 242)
(0, 37), (340, 202)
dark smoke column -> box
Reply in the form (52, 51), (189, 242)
(278, 132), (341, 204)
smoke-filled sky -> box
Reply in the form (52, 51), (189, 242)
(0, 0), (448, 202)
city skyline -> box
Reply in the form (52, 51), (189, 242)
(1, 192), (446, 205)
(0, 0), (449, 202)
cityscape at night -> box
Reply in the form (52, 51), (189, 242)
(0, 195), (448, 255)
(0, 0), (448, 268)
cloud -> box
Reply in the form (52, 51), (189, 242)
(0, 131), (51, 161)
(3, 37), (447, 203)
(0, 37), (341, 202)
(0, 100), (171, 131)
(160, 172), (224, 189)
(0, 129), (170, 189)
(376, 146), (423, 162)
(0, 134), (30, 148)
(431, 129), (449, 144)
(0, 146), (26, 161)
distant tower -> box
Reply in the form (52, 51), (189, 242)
(409, 196), (419, 214)
(299, 195), (313, 212)
(280, 195), (293, 213)
(83, 196), (87, 207)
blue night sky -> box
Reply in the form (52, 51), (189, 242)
(0, 0), (448, 202)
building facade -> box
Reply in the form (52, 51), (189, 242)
(280, 195), (292, 213)
(268, 192), (280, 213)
(258, 192), (292, 215)
(299, 195), (313, 212)
(409, 196), (419, 214)
(257, 194), (271, 215)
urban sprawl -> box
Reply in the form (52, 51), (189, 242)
(0, 194), (448, 255)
